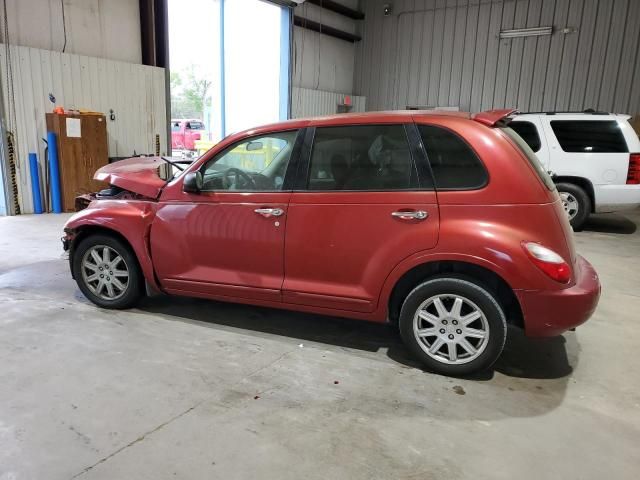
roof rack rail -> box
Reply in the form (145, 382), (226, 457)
(519, 109), (610, 115)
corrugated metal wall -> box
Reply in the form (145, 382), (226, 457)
(292, 86), (366, 117)
(354, 0), (640, 115)
(0, 44), (167, 214)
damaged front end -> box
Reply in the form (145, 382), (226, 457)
(75, 186), (154, 211)
(73, 156), (189, 211)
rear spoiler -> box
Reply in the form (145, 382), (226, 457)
(472, 109), (518, 127)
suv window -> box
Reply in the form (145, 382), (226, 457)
(187, 121), (204, 130)
(509, 121), (541, 152)
(201, 130), (298, 191)
(550, 120), (628, 153)
(418, 125), (488, 189)
(307, 125), (417, 191)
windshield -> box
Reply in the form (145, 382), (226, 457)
(501, 126), (556, 191)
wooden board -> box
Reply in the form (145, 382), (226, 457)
(46, 113), (108, 212)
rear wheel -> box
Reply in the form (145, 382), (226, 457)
(557, 182), (590, 231)
(72, 234), (143, 309)
(398, 276), (507, 376)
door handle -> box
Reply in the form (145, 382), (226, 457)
(391, 210), (428, 220)
(254, 207), (284, 217)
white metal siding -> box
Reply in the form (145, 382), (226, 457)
(355, 0), (640, 116)
(292, 86), (366, 118)
(0, 44), (167, 214)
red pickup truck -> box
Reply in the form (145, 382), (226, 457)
(171, 119), (204, 152)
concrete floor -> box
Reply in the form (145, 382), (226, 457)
(1, 211), (639, 480)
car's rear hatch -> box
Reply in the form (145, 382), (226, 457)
(473, 109), (578, 272)
(496, 120), (578, 269)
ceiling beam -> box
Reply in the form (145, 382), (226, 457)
(293, 15), (361, 42)
(305, 0), (365, 20)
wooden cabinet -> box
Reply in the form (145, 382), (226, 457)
(46, 113), (108, 212)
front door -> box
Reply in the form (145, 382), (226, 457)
(283, 123), (440, 313)
(151, 129), (301, 302)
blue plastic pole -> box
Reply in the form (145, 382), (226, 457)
(28, 153), (43, 214)
(47, 131), (62, 213)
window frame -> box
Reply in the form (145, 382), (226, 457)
(293, 123), (435, 192)
(198, 128), (305, 193)
(509, 120), (542, 152)
(415, 122), (490, 191)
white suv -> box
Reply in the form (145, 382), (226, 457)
(509, 111), (640, 229)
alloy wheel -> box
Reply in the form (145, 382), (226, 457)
(413, 294), (490, 365)
(560, 191), (579, 220)
(81, 245), (130, 301)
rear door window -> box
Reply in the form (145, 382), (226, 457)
(509, 121), (541, 152)
(418, 125), (488, 190)
(550, 120), (628, 153)
(307, 125), (419, 191)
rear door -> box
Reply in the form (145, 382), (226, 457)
(282, 123), (439, 313)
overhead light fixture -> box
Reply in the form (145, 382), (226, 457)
(499, 26), (553, 39)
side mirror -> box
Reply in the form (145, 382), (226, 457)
(246, 141), (263, 151)
(183, 171), (203, 193)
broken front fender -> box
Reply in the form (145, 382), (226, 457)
(64, 200), (161, 291)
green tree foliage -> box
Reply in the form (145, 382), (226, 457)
(170, 65), (212, 119)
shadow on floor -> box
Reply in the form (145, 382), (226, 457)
(139, 296), (573, 382)
(582, 213), (637, 234)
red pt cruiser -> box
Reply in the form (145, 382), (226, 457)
(62, 110), (600, 376)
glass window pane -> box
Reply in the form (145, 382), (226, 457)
(308, 125), (416, 191)
(418, 125), (488, 189)
(224, 0), (290, 134)
(550, 120), (628, 153)
(509, 121), (541, 152)
(202, 130), (297, 191)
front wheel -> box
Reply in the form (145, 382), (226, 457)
(398, 277), (507, 376)
(72, 234), (144, 309)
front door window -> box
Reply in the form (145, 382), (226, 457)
(201, 130), (298, 191)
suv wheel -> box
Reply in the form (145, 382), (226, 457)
(398, 276), (507, 376)
(556, 182), (590, 231)
(72, 234), (143, 309)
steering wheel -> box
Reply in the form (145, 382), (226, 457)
(222, 167), (257, 190)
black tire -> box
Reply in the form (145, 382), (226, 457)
(556, 182), (590, 231)
(72, 233), (144, 309)
(398, 276), (507, 376)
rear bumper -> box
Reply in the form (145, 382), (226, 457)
(595, 184), (640, 213)
(517, 255), (601, 337)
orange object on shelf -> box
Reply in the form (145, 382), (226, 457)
(53, 106), (65, 114)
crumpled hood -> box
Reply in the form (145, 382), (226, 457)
(94, 156), (169, 199)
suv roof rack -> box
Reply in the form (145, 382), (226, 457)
(519, 108), (610, 115)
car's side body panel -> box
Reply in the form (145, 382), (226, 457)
(283, 190), (440, 313)
(64, 110), (600, 338)
(149, 191), (291, 302)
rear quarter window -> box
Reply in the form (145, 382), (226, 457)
(550, 120), (628, 153)
(418, 125), (488, 190)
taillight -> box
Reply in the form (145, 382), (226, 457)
(627, 153), (640, 184)
(522, 242), (571, 283)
